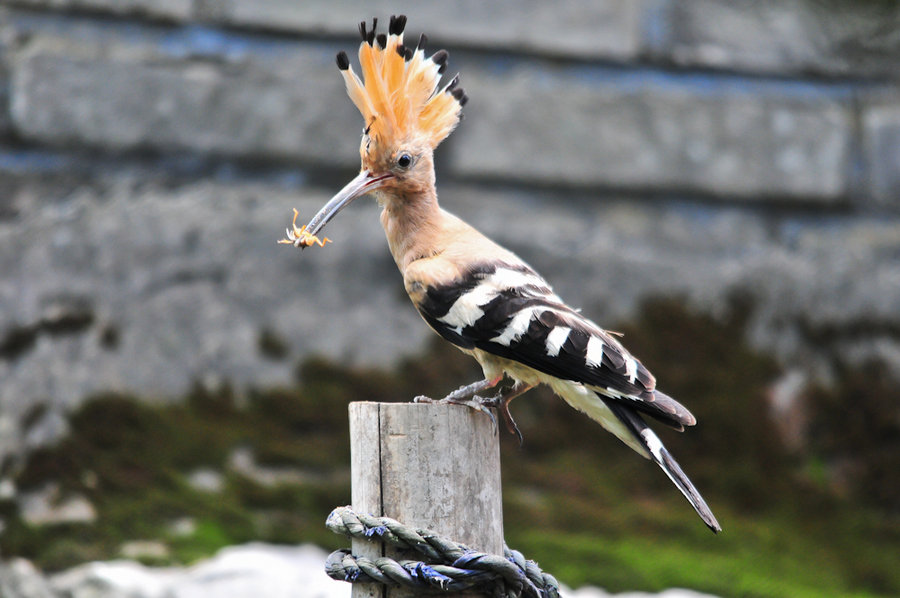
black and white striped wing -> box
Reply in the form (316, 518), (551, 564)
(416, 261), (694, 428)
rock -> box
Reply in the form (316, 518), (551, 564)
(18, 482), (97, 526)
(50, 559), (180, 598)
(48, 544), (349, 598)
(6, 0), (190, 20)
(0, 544), (719, 598)
(0, 175), (426, 468)
(211, 0), (644, 61)
(0, 477), (16, 500)
(662, 0), (900, 79)
(227, 447), (340, 487)
(861, 95), (900, 207)
(0, 559), (59, 598)
(186, 468), (224, 494)
(0, 0), (898, 476)
(167, 517), (197, 538)
(0, 13), (13, 141)
(566, 588), (719, 598)
(119, 541), (171, 562)
(6, 17), (861, 204)
(451, 66), (852, 200)
(11, 0), (900, 83)
(23, 407), (69, 451)
(10, 34), (360, 166)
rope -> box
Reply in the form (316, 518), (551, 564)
(325, 506), (560, 598)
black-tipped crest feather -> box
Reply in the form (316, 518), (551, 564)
(389, 15), (407, 35)
(431, 49), (448, 66)
(336, 16), (466, 151)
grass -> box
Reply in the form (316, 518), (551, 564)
(508, 483), (900, 597)
(2, 297), (899, 596)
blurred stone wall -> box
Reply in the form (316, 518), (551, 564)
(1, 1), (899, 466)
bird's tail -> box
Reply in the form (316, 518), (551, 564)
(606, 401), (722, 533)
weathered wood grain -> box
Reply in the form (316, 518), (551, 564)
(349, 401), (503, 598)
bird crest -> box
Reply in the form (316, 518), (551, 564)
(336, 15), (468, 160)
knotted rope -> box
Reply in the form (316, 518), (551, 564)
(325, 506), (560, 597)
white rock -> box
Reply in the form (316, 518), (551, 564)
(49, 544), (350, 598)
(186, 468), (224, 494)
(19, 483), (97, 526)
(119, 540), (171, 561)
(0, 542), (722, 598)
(0, 558), (58, 598)
(562, 587), (719, 598)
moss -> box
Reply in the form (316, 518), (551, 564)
(41, 308), (95, 336)
(257, 328), (290, 361)
(613, 296), (790, 509)
(99, 324), (120, 350)
(806, 359), (900, 512)
(2, 380), (353, 569)
(0, 307), (96, 361)
(0, 325), (38, 361)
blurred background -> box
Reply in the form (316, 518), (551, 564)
(1, 1), (899, 597)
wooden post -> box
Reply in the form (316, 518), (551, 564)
(349, 401), (504, 598)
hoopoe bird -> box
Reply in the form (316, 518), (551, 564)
(284, 16), (721, 533)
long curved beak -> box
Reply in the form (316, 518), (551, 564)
(304, 170), (394, 237)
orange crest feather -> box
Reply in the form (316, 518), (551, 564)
(336, 16), (468, 154)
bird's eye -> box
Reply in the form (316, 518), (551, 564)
(396, 153), (413, 169)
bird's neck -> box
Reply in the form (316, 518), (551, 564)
(379, 187), (445, 272)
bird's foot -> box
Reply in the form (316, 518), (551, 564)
(278, 208), (331, 248)
(414, 394), (499, 434)
(412, 377), (519, 439)
(443, 377), (503, 403)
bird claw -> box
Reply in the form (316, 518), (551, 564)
(278, 208), (332, 248)
(478, 393), (524, 446)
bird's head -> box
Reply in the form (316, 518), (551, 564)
(303, 15), (467, 238)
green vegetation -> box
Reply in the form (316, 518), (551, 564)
(2, 298), (899, 596)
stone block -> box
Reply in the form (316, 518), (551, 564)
(862, 94), (900, 206)
(662, 0), (900, 79)
(215, 0), (644, 61)
(2, 0), (191, 20)
(450, 66), (852, 200)
(0, 9), (13, 139)
(0, 74), (10, 141)
(9, 35), (361, 165)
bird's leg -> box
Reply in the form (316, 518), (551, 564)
(481, 382), (535, 446)
(414, 375), (504, 431)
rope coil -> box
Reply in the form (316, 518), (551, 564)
(325, 506), (560, 598)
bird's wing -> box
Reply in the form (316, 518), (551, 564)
(414, 261), (695, 428)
